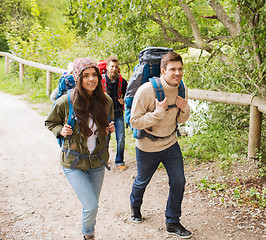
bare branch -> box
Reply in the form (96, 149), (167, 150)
(178, 0), (212, 52)
(246, 8), (263, 77)
(229, 74), (250, 93)
(235, 4), (242, 33)
(206, 36), (230, 43)
(242, 1), (254, 12)
(201, 15), (218, 19)
(174, 45), (189, 50)
(149, 14), (196, 48)
(197, 49), (204, 63)
(209, 0), (239, 36)
(187, 0), (195, 5)
(206, 49), (217, 64)
(120, 58), (138, 65)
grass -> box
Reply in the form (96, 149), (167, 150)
(0, 58), (60, 104)
(109, 124), (136, 159)
(125, 126), (136, 157)
(197, 177), (266, 209)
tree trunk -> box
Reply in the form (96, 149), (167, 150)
(178, 0), (212, 52)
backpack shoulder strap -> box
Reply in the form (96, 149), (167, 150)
(117, 74), (123, 98)
(149, 77), (165, 102)
(102, 74), (107, 93)
(178, 80), (185, 99)
(149, 77), (186, 110)
(67, 90), (75, 129)
(59, 90), (76, 149)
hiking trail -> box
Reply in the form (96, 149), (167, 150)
(0, 91), (264, 240)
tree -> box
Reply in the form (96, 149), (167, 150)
(67, 0), (265, 97)
(0, 0), (34, 51)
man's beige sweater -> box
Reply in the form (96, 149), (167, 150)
(130, 76), (190, 152)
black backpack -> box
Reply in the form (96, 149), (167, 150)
(124, 47), (185, 139)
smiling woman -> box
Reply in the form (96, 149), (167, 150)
(45, 57), (115, 240)
(81, 68), (99, 94)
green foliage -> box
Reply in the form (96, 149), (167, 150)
(197, 176), (266, 208)
(255, 148), (266, 178)
(4, 0), (98, 93)
(0, 0), (35, 41)
(180, 101), (248, 164)
(0, 33), (8, 52)
(36, 0), (70, 28)
(184, 50), (260, 95)
(7, 23), (75, 64)
(0, 58), (53, 102)
(65, 0), (265, 98)
(181, 128), (246, 164)
(125, 126), (136, 157)
(198, 178), (228, 191)
(0, 73), (50, 103)
(231, 177), (266, 208)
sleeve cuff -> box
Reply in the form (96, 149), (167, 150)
(181, 104), (190, 113)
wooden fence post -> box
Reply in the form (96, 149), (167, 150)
(5, 56), (10, 74)
(248, 105), (262, 159)
(46, 70), (52, 97)
(19, 63), (24, 83)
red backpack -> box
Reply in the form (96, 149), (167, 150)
(98, 60), (123, 98)
(102, 74), (123, 99)
(98, 60), (121, 75)
(98, 60), (108, 75)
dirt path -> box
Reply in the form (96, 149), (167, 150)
(0, 91), (265, 240)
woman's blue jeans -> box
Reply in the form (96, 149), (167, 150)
(130, 142), (185, 223)
(62, 166), (105, 236)
(114, 116), (125, 165)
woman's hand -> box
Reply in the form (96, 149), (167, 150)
(60, 124), (73, 138)
(106, 121), (115, 134)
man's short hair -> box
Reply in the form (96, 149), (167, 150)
(107, 56), (119, 66)
(161, 52), (183, 70)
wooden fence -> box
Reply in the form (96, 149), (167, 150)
(0, 52), (66, 96)
(0, 51), (265, 159)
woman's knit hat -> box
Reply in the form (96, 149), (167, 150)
(72, 58), (99, 81)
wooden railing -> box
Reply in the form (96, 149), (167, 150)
(0, 52), (66, 96)
(0, 51), (265, 159)
(188, 89), (265, 159)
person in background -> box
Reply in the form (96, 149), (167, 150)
(50, 62), (74, 103)
(102, 56), (128, 170)
(45, 58), (115, 240)
(129, 52), (192, 239)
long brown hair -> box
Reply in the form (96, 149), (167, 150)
(72, 67), (109, 138)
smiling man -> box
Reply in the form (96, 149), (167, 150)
(102, 56), (128, 170)
(129, 51), (192, 238)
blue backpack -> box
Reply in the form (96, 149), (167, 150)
(56, 73), (76, 100)
(124, 47), (185, 139)
(54, 73), (76, 144)
(57, 90), (76, 147)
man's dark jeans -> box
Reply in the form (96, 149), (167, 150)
(130, 142), (185, 223)
(114, 116), (125, 165)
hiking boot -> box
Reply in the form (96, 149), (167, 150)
(130, 205), (142, 222)
(117, 165), (127, 170)
(166, 222), (192, 239)
(84, 235), (94, 240)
